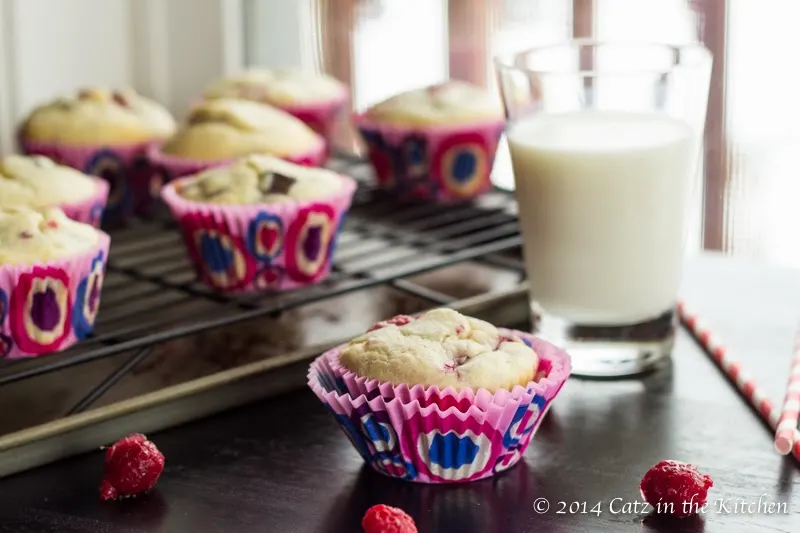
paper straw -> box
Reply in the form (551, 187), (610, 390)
(677, 301), (800, 461)
(774, 328), (800, 454)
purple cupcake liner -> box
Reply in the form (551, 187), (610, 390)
(308, 330), (571, 483)
(0, 231), (110, 359)
(57, 176), (109, 228)
(19, 137), (164, 222)
(160, 172), (357, 294)
(355, 114), (505, 203)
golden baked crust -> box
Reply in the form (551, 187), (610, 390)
(363, 81), (504, 127)
(176, 154), (343, 205)
(161, 99), (322, 161)
(338, 308), (539, 392)
(0, 155), (97, 209)
(0, 207), (99, 265)
(20, 88), (176, 145)
(203, 68), (347, 107)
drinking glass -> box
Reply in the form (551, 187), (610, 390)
(495, 40), (712, 377)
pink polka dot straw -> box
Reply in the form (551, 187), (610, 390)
(774, 327), (800, 455)
(677, 301), (800, 461)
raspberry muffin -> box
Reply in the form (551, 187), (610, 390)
(357, 81), (505, 202)
(161, 154), (355, 293)
(0, 207), (110, 359)
(308, 308), (571, 483)
(203, 68), (348, 150)
(339, 308), (539, 392)
(150, 98), (326, 181)
(19, 87), (176, 221)
(0, 154), (108, 227)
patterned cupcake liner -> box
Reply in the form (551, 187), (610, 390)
(308, 330), (571, 483)
(160, 173), (357, 294)
(355, 114), (505, 203)
(0, 232), (110, 359)
(19, 137), (165, 223)
(277, 94), (350, 158)
(57, 176), (109, 228)
(146, 139), (328, 186)
(323, 330), (569, 411)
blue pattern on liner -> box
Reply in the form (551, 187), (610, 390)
(502, 395), (548, 449)
(327, 209), (348, 262)
(428, 433), (480, 469)
(372, 452), (418, 480)
(200, 235), (233, 273)
(84, 149), (130, 219)
(333, 413), (373, 460)
(89, 203), (105, 227)
(246, 212), (284, 262)
(363, 416), (392, 444)
(398, 135), (429, 180)
(72, 251), (105, 340)
(521, 337), (533, 349)
(451, 151), (477, 183)
(0, 288), (7, 323)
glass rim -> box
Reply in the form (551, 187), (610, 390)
(493, 38), (712, 77)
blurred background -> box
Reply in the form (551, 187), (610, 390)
(0, 0), (796, 266)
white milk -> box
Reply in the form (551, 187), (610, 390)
(507, 110), (696, 325)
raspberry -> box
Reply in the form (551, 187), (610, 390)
(640, 460), (713, 517)
(362, 505), (417, 533)
(368, 315), (414, 332)
(100, 433), (165, 501)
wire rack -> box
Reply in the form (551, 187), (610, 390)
(0, 155), (525, 416)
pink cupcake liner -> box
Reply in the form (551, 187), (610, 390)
(308, 330), (571, 483)
(19, 137), (164, 222)
(277, 93), (350, 158)
(355, 114), (505, 203)
(146, 139), (328, 185)
(0, 232), (110, 359)
(160, 173), (357, 294)
(324, 329), (567, 410)
(57, 176), (109, 228)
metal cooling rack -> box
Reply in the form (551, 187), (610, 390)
(0, 156), (525, 416)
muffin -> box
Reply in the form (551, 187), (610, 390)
(0, 206), (110, 359)
(0, 154), (109, 227)
(356, 81), (505, 202)
(149, 98), (326, 182)
(18, 87), (176, 221)
(160, 154), (356, 293)
(203, 68), (349, 150)
(308, 308), (571, 483)
(339, 308), (539, 391)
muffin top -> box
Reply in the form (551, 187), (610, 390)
(0, 155), (98, 209)
(161, 98), (322, 161)
(203, 68), (347, 106)
(0, 207), (99, 265)
(363, 81), (504, 127)
(175, 154), (344, 205)
(338, 308), (539, 392)
(21, 87), (176, 145)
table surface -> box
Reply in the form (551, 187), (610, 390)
(0, 253), (798, 533)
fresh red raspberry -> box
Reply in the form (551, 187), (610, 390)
(368, 315), (414, 332)
(640, 460), (713, 517)
(362, 505), (417, 533)
(100, 433), (165, 501)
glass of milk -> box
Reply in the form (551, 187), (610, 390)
(495, 41), (712, 377)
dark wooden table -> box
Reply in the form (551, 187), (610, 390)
(0, 253), (798, 533)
